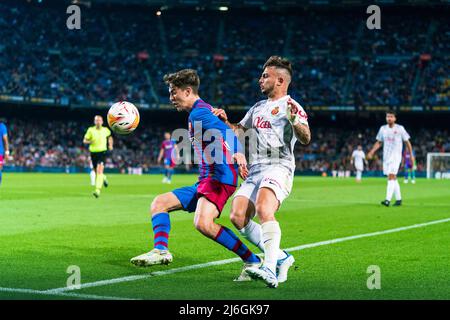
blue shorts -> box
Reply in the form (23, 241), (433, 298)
(404, 163), (413, 170)
(172, 183), (199, 213)
(164, 158), (175, 167)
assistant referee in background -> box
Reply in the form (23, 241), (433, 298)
(83, 115), (113, 198)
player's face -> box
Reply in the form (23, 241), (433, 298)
(259, 67), (277, 96)
(164, 133), (171, 140)
(169, 85), (190, 111)
(386, 113), (396, 125)
(94, 116), (103, 127)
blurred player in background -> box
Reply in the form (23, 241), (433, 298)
(351, 145), (367, 182)
(402, 148), (416, 184)
(0, 119), (10, 187)
(83, 115), (114, 198)
(213, 56), (311, 288)
(157, 132), (178, 184)
(367, 111), (414, 207)
(131, 69), (261, 272)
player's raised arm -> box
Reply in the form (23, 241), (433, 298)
(286, 99), (311, 145)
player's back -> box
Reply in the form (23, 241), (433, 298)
(188, 99), (239, 186)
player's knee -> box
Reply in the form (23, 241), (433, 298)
(194, 215), (213, 236)
(230, 208), (246, 229)
(255, 202), (275, 222)
(150, 195), (169, 214)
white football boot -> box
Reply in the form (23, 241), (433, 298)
(245, 266), (278, 288)
(276, 251), (295, 283)
(130, 248), (173, 266)
(233, 257), (263, 282)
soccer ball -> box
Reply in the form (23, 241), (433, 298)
(107, 101), (140, 135)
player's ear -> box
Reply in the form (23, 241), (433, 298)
(277, 76), (284, 86)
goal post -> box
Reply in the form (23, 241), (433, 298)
(426, 153), (450, 179)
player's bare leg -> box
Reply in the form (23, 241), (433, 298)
(130, 192), (182, 266)
(194, 197), (261, 275)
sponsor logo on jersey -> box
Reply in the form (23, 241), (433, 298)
(255, 116), (272, 129)
(271, 106), (280, 115)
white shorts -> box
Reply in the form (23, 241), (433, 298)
(234, 165), (294, 205)
(383, 159), (401, 175)
(355, 164), (363, 172)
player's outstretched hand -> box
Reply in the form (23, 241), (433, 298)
(232, 153), (248, 180)
(212, 108), (228, 122)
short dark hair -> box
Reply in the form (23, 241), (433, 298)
(386, 110), (396, 116)
(263, 56), (293, 77)
(163, 69), (200, 94)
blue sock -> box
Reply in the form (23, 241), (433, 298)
(214, 226), (260, 263)
(0, 170), (2, 185)
(168, 169), (173, 180)
(152, 212), (171, 250)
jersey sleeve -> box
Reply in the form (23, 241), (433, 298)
(239, 103), (258, 129)
(290, 99), (309, 126)
(105, 127), (111, 137)
(84, 128), (92, 141)
(400, 126), (410, 141)
(376, 127), (383, 142)
(0, 124), (7, 136)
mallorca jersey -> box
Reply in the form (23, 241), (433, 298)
(352, 150), (365, 169)
(161, 139), (176, 161)
(84, 126), (111, 153)
(0, 122), (7, 155)
(376, 124), (410, 163)
(239, 95), (308, 171)
(188, 99), (240, 186)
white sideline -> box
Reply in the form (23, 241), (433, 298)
(42, 217), (450, 295)
(0, 286), (136, 300)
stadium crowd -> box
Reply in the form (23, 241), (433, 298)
(0, 2), (448, 108)
(3, 118), (449, 174)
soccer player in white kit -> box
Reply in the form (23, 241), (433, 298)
(367, 111), (414, 207)
(213, 56), (311, 288)
(351, 145), (367, 182)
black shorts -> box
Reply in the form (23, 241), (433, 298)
(90, 151), (107, 170)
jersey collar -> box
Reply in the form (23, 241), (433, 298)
(192, 98), (203, 110)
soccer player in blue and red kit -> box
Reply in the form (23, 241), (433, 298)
(0, 119), (10, 187)
(402, 149), (416, 184)
(157, 132), (177, 184)
(131, 69), (262, 274)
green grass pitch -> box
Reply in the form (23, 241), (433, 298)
(0, 173), (449, 300)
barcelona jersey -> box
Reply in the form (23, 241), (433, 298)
(188, 99), (241, 186)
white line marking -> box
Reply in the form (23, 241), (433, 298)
(0, 286), (136, 300)
(44, 217), (450, 294)
(289, 199), (450, 207)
